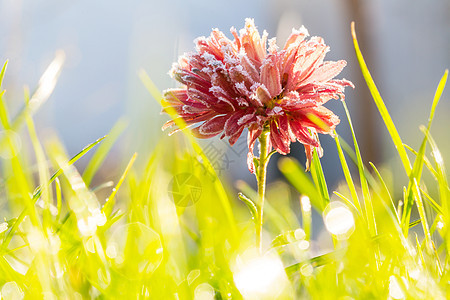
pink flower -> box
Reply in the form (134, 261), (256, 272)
(162, 19), (353, 172)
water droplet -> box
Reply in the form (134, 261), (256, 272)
(194, 283), (215, 300)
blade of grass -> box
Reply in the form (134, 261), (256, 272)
(420, 127), (449, 221)
(238, 192), (257, 222)
(404, 144), (438, 179)
(55, 177), (62, 221)
(278, 157), (326, 212)
(310, 148), (330, 204)
(25, 100), (52, 227)
(11, 51), (65, 131)
(420, 188), (444, 216)
(412, 178), (432, 250)
(235, 180), (291, 232)
(342, 100), (376, 236)
(33, 136), (107, 201)
(402, 70), (448, 234)
(351, 22), (412, 175)
(83, 118), (128, 187)
(0, 60), (8, 89)
(369, 162), (398, 222)
(0, 90), (9, 129)
(2, 136), (106, 250)
(333, 191), (362, 218)
(334, 132), (361, 213)
(102, 153), (138, 216)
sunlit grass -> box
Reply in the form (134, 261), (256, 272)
(0, 24), (448, 299)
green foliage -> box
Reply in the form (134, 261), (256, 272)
(0, 24), (448, 299)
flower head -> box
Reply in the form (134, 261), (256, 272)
(162, 19), (353, 172)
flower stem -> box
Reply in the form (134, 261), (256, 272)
(256, 127), (270, 253)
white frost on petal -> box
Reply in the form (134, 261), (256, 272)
(237, 114), (254, 126)
(235, 82), (252, 98)
(268, 38), (278, 53)
(201, 53), (224, 69)
(224, 52), (239, 65)
(272, 106), (282, 114)
(292, 25), (309, 37)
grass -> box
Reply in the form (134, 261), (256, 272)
(0, 23), (448, 299)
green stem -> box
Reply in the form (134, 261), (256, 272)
(256, 127), (270, 253)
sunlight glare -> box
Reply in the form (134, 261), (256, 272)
(324, 203), (355, 237)
(300, 195), (311, 213)
(0, 222), (8, 234)
(1, 282), (23, 300)
(389, 275), (406, 299)
(233, 249), (288, 299)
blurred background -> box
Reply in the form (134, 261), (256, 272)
(0, 0), (449, 190)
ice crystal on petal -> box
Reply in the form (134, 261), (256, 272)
(162, 20), (353, 172)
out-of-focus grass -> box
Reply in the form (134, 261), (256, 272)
(0, 23), (448, 299)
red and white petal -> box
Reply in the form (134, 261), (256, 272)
(269, 121), (290, 155)
(198, 114), (228, 136)
(304, 106), (340, 133)
(303, 60), (347, 85)
(260, 55), (282, 98)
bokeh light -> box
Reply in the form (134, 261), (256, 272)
(323, 202), (355, 238)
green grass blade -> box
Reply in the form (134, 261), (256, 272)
(401, 71), (448, 232)
(369, 162), (398, 222)
(0, 60), (8, 89)
(55, 177), (62, 221)
(310, 148), (330, 204)
(238, 192), (258, 222)
(420, 127), (449, 219)
(236, 180), (292, 233)
(333, 191), (362, 218)
(412, 178), (432, 250)
(102, 152), (138, 216)
(25, 102), (52, 226)
(334, 132), (361, 213)
(33, 136), (107, 201)
(428, 70), (448, 126)
(420, 188), (444, 216)
(3, 136), (106, 250)
(0, 91), (10, 129)
(342, 100), (376, 236)
(278, 157), (326, 212)
(404, 144), (438, 179)
(351, 22), (411, 175)
(82, 118), (128, 186)
(11, 52), (65, 131)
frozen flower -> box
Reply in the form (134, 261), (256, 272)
(162, 19), (353, 172)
